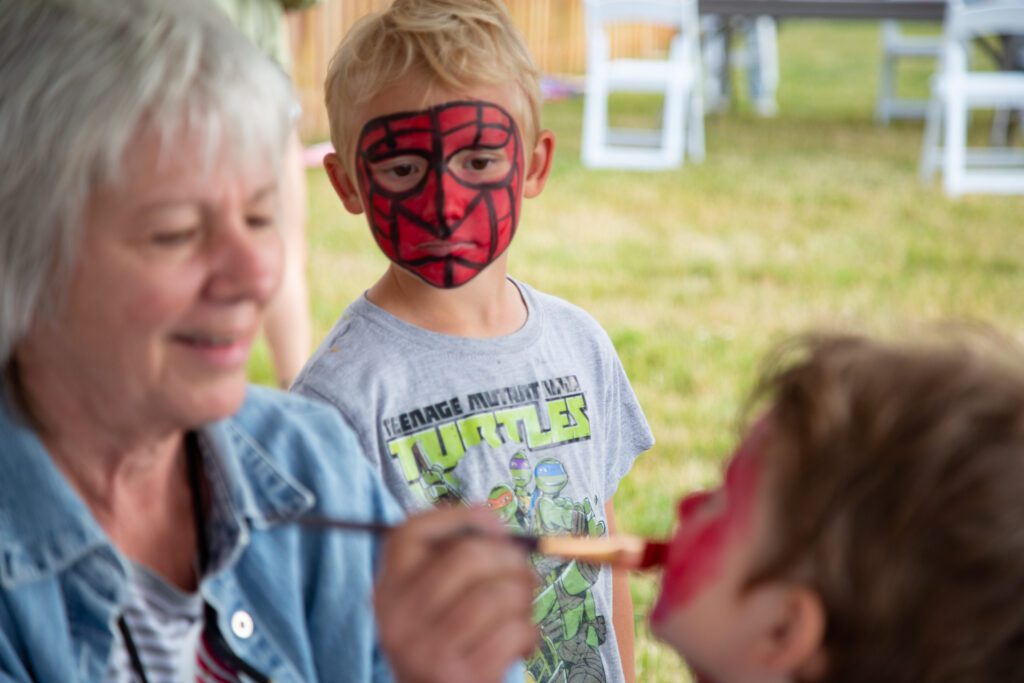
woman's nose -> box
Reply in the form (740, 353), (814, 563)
(206, 217), (283, 306)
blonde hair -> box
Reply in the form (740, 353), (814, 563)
(324, 0), (541, 177)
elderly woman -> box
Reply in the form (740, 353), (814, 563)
(0, 1), (536, 682)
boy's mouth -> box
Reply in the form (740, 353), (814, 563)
(415, 240), (476, 257)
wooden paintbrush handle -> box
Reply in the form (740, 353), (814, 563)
(536, 534), (648, 568)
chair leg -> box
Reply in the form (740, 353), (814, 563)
(702, 16), (729, 113)
(688, 87), (706, 162)
(942, 86), (966, 197)
(919, 85), (942, 182)
(877, 53), (896, 124)
(749, 16), (778, 117)
(991, 108), (1011, 147)
(581, 78), (609, 167)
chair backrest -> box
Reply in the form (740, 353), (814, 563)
(946, 0), (1024, 42)
(583, 0), (694, 27)
(583, 0), (700, 64)
(941, 0), (1024, 74)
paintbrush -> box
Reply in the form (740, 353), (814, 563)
(293, 515), (668, 571)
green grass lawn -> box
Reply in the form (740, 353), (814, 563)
(249, 20), (1023, 682)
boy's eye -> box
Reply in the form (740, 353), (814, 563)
(369, 155), (428, 193)
(449, 149), (511, 184)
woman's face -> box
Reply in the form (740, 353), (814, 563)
(17, 127), (283, 434)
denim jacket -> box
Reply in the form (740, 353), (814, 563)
(0, 386), (403, 682)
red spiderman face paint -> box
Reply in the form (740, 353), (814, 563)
(355, 100), (524, 288)
(651, 420), (766, 624)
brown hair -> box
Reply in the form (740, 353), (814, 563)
(748, 331), (1024, 683)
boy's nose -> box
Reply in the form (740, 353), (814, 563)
(417, 169), (470, 238)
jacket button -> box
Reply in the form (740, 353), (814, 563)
(230, 610), (254, 639)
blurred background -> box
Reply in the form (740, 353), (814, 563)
(250, 3), (1023, 680)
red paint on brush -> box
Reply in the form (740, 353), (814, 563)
(638, 540), (669, 569)
(650, 419), (767, 623)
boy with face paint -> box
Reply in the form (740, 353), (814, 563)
(650, 332), (1024, 683)
(291, 2), (654, 682)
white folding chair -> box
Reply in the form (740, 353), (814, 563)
(581, 0), (705, 170)
(920, 0), (1024, 196)
(875, 20), (942, 123)
(702, 14), (780, 117)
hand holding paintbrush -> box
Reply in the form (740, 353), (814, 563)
(371, 505), (540, 683)
(293, 514), (668, 570)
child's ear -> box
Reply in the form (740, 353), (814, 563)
(323, 152), (364, 215)
(523, 129), (556, 199)
(750, 585), (827, 680)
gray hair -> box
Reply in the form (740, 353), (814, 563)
(0, 0), (294, 366)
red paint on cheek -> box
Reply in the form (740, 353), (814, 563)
(651, 424), (765, 623)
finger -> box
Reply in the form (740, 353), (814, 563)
(404, 616), (538, 683)
(433, 567), (536, 654)
(374, 508), (528, 657)
(401, 534), (530, 622)
(379, 506), (505, 583)
(380, 573), (536, 683)
(461, 617), (541, 683)
(376, 534), (531, 647)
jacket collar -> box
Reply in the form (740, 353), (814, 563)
(0, 389), (314, 589)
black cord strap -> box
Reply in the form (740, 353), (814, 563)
(118, 432), (270, 683)
(117, 615), (150, 683)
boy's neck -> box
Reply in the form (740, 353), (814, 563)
(367, 259), (527, 338)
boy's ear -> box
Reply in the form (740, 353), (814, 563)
(750, 585), (827, 680)
(323, 152), (365, 215)
(523, 129), (556, 199)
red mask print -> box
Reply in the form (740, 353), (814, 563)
(650, 418), (768, 624)
(355, 100), (524, 288)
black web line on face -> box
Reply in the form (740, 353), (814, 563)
(431, 104), (448, 245)
(358, 100), (523, 287)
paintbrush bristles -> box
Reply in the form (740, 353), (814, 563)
(537, 534), (649, 569)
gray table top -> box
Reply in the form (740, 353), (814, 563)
(698, 0), (945, 20)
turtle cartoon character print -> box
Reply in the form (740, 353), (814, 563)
(355, 100), (525, 288)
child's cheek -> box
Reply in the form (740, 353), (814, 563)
(650, 514), (730, 623)
(651, 436), (763, 624)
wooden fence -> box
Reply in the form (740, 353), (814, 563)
(290, 0), (671, 140)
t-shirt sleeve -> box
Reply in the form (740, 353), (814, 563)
(291, 375), (385, 478)
(601, 349), (655, 499)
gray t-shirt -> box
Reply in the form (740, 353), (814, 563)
(293, 279), (654, 683)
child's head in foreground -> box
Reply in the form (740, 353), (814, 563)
(322, 0), (554, 289)
(652, 331), (1024, 683)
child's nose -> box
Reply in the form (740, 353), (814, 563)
(420, 171), (472, 238)
(677, 490), (713, 524)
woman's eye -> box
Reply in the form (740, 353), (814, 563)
(152, 228), (199, 246)
(247, 214), (275, 230)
